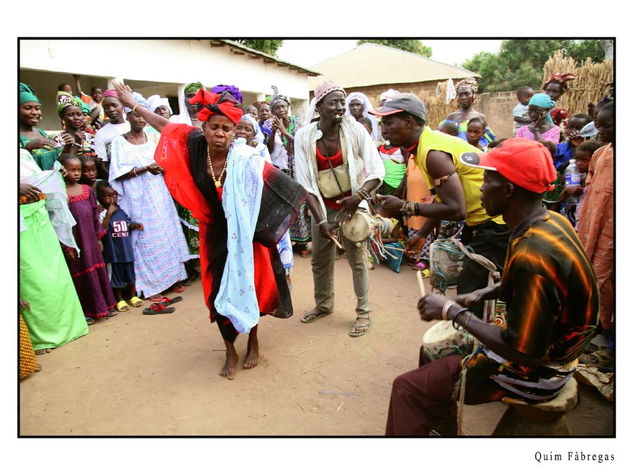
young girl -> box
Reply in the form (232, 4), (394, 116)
(81, 156), (99, 195)
(96, 181), (145, 312)
(466, 117), (488, 151)
(60, 154), (117, 324)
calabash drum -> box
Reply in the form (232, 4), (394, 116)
(341, 209), (373, 245)
(421, 320), (474, 363)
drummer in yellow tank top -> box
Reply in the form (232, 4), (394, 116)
(370, 92), (509, 318)
(415, 126), (505, 227)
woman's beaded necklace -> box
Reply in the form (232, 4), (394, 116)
(207, 145), (227, 188)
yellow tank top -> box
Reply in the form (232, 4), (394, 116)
(415, 127), (504, 227)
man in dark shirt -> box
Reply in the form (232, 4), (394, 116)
(385, 138), (599, 436)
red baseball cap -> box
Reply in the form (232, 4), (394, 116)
(459, 138), (557, 193)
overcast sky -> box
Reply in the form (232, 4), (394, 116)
(276, 39), (504, 69)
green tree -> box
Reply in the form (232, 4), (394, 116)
(462, 39), (607, 93)
(357, 39), (432, 57)
(233, 39), (283, 56)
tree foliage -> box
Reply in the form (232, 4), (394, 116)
(357, 39), (432, 57)
(462, 40), (607, 93)
(234, 40), (283, 56)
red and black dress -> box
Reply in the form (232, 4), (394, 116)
(155, 123), (306, 342)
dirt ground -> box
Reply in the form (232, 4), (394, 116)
(19, 254), (614, 436)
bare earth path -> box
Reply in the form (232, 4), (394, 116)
(19, 255), (613, 436)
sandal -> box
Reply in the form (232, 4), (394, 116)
(171, 283), (185, 293)
(116, 300), (130, 312)
(107, 308), (118, 318)
(300, 308), (332, 323)
(85, 317), (96, 325)
(148, 295), (168, 302)
(349, 316), (371, 337)
(143, 303), (176, 315)
(128, 296), (143, 307)
(162, 296), (183, 307)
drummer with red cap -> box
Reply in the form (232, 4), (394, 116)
(385, 138), (599, 436)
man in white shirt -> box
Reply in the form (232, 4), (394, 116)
(94, 90), (130, 172)
(295, 80), (385, 337)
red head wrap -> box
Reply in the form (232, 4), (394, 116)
(543, 73), (578, 90)
(190, 89), (243, 125)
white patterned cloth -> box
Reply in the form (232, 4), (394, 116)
(109, 131), (190, 297)
(214, 138), (265, 334)
(19, 150), (79, 253)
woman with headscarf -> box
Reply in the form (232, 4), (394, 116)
(19, 83), (70, 171)
(147, 95), (173, 120)
(543, 73), (577, 126)
(108, 93), (192, 302)
(515, 93), (561, 145)
(170, 81), (204, 127)
(439, 77), (495, 148)
(151, 93), (199, 283)
(262, 90), (311, 256)
(345, 92), (381, 141)
(56, 92), (98, 160)
(112, 81), (307, 380)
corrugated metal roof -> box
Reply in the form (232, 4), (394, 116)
(308, 42), (480, 90)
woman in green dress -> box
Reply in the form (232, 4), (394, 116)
(20, 149), (88, 352)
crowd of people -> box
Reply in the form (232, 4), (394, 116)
(19, 71), (614, 436)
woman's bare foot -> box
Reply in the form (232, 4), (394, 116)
(219, 340), (239, 380)
(35, 348), (51, 355)
(243, 325), (259, 369)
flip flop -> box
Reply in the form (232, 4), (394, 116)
(128, 296), (143, 307)
(116, 300), (130, 312)
(171, 283), (185, 293)
(143, 303), (175, 315)
(349, 316), (371, 337)
(148, 296), (169, 302)
(163, 296), (183, 307)
(300, 308), (332, 324)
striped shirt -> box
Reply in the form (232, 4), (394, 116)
(467, 210), (599, 401)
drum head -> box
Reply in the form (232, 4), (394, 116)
(342, 210), (372, 243)
(422, 320), (459, 344)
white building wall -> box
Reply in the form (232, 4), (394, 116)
(20, 39), (314, 130)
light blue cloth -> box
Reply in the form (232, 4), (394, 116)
(214, 138), (265, 334)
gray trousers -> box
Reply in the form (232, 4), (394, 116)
(310, 206), (370, 317)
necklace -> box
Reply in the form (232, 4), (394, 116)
(207, 145), (227, 188)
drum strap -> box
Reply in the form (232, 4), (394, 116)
(450, 234), (500, 323)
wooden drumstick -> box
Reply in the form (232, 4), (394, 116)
(416, 270), (426, 297)
(330, 234), (344, 250)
